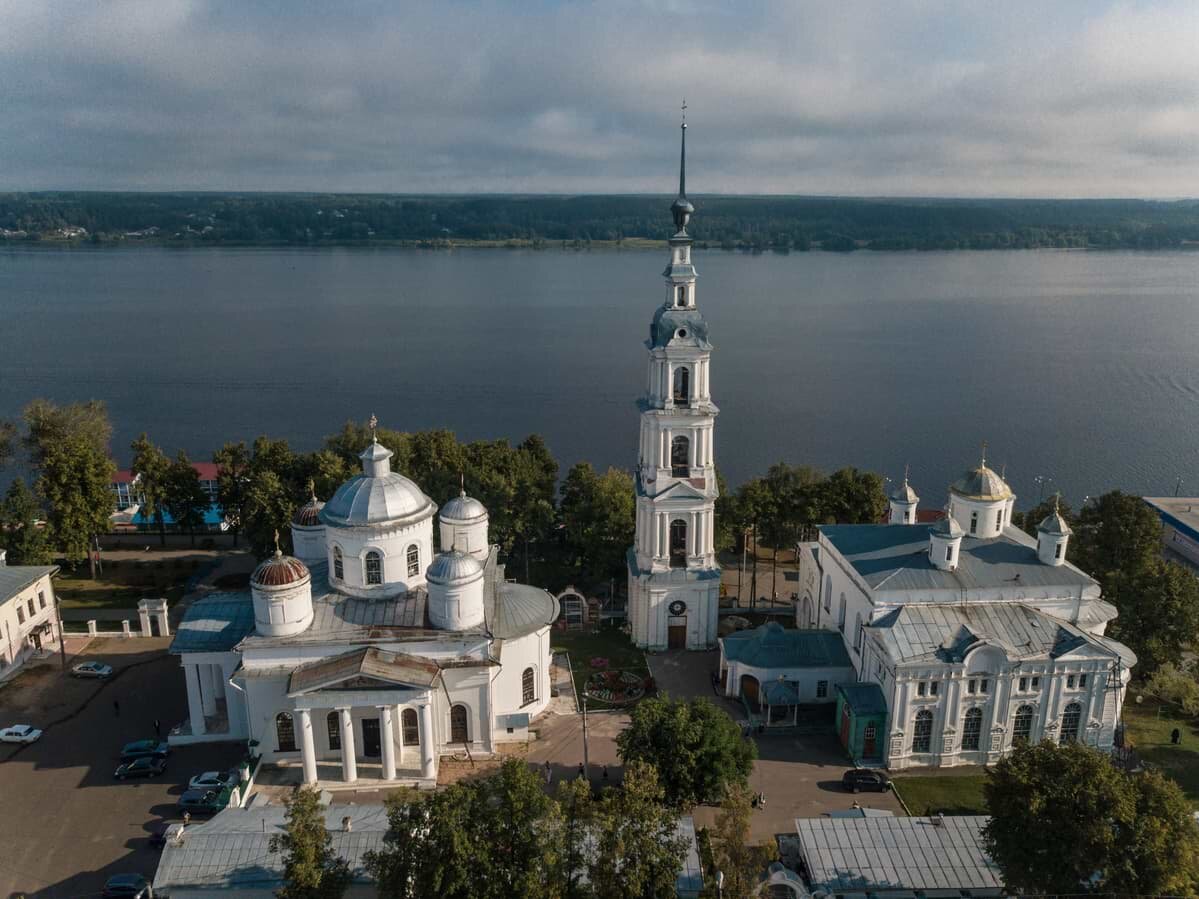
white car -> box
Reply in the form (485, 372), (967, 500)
(71, 661), (114, 679)
(188, 770), (236, 791)
(0, 724), (43, 744)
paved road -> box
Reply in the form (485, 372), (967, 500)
(0, 642), (243, 898)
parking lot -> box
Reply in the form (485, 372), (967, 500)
(0, 639), (243, 898)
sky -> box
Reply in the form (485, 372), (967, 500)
(1, 0), (1198, 198)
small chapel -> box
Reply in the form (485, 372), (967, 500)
(170, 425), (557, 787)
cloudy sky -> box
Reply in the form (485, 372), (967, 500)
(2, 0), (1197, 197)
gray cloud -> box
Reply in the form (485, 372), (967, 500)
(1, 0), (1197, 197)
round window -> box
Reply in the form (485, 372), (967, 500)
(668, 600), (687, 616)
(677, 329), (688, 338)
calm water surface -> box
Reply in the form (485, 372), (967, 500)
(2, 246), (1197, 507)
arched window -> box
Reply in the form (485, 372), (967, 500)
(853, 613), (864, 651)
(1059, 702), (1082, 745)
(837, 593), (847, 632)
(332, 545), (344, 580)
(912, 709), (933, 753)
(961, 707), (983, 751)
(401, 708), (419, 746)
(276, 713), (296, 753)
(365, 550), (382, 586)
(406, 544), (420, 578)
(327, 711), (341, 750)
(969, 512), (978, 535)
(669, 519), (688, 568)
(522, 666), (536, 706)
(672, 366), (690, 406)
(671, 435), (690, 477)
(1013, 705), (1035, 745)
(450, 704), (469, 744)
(823, 576), (832, 612)
(676, 285), (686, 307)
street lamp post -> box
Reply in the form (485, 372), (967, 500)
(1034, 475), (1052, 503)
(581, 691), (590, 785)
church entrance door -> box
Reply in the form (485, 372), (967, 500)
(740, 675), (760, 712)
(361, 718), (381, 758)
(668, 622), (687, 649)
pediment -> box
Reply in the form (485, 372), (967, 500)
(652, 479), (709, 502)
(287, 646), (441, 696)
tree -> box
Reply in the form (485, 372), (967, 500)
(555, 776), (596, 899)
(475, 757), (563, 899)
(617, 695), (756, 807)
(818, 467), (886, 524)
(23, 400), (115, 576)
(1014, 495), (1075, 539)
(701, 784), (777, 899)
(130, 433), (170, 546)
(1071, 490), (1162, 579)
(590, 761), (687, 899)
(759, 464), (823, 599)
(1103, 558), (1199, 675)
(558, 463), (635, 585)
(268, 785), (351, 899)
(243, 468), (295, 557)
(213, 441), (251, 547)
(1, 478), (51, 565)
(1145, 661), (1199, 715)
(164, 452), (210, 547)
(366, 784), (476, 899)
(983, 741), (1199, 895)
(0, 419), (16, 469)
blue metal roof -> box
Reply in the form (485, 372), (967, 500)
(820, 523), (1096, 593)
(834, 682), (888, 716)
(169, 592), (256, 654)
(721, 622), (852, 669)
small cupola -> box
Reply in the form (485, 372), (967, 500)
(290, 481), (327, 564)
(438, 475), (489, 562)
(250, 531), (314, 637)
(888, 468), (919, 524)
(929, 514), (965, 571)
(1037, 496), (1072, 566)
(426, 547), (485, 631)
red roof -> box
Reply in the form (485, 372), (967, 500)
(112, 462), (220, 484)
(113, 469), (138, 484)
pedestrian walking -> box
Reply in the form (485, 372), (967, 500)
(544, 760), (552, 785)
(1172, 727), (1181, 745)
(153, 719), (161, 737)
(577, 762), (585, 779)
(602, 765), (609, 783)
(113, 699), (120, 717)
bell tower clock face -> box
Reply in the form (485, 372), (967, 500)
(668, 600), (687, 616)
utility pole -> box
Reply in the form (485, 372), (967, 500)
(581, 691), (590, 786)
(54, 585), (67, 672)
(739, 528), (748, 607)
(750, 523), (758, 610)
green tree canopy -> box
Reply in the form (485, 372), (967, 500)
(700, 783), (777, 899)
(983, 741), (1199, 895)
(558, 462), (635, 586)
(1103, 557), (1199, 674)
(213, 441), (251, 547)
(268, 785), (351, 899)
(131, 432), (171, 545)
(165, 451), (211, 546)
(1, 478), (51, 565)
(617, 695), (756, 807)
(819, 466), (887, 524)
(1014, 495), (1076, 539)
(1071, 490), (1162, 579)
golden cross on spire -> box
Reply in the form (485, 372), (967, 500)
(980, 440), (988, 467)
(306, 478), (316, 502)
(681, 99), (687, 125)
(459, 470), (466, 497)
(368, 413), (378, 442)
(903, 462), (910, 485)
(273, 528), (281, 556)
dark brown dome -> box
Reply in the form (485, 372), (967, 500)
(292, 498), (324, 527)
(251, 551), (310, 588)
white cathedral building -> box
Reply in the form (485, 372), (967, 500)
(170, 432), (557, 787)
(796, 457), (1137, 769)
(628, 117), (722, 651)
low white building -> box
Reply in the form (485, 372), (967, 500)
(797, 456), (1136, 769)
(169, 431), (558, 788)
(0, 558), (60, 681)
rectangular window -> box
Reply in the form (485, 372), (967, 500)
(970, 513), (978, 534)
(17, 606), (25, 625)
(930, 681), (939, 696)
(996, 510), (1003, 530)
(1055, 543), (1063, 559)
(27, 599), (35, 617)
(1031, 676), (1040, 689)
(1019, 677), (1027, 692)
(1067, 675), (1075, 689)
(980, 679), (989, 694)
(1079, 674), (1087, 688)
(968, 679), (977, 694)
(917, 681), (926, 697)
(816, 680), (828, 699)
(38, 592), (46, 610)
(945, 545), (953, 561)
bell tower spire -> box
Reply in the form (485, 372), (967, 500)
(628, 109), (721, 651)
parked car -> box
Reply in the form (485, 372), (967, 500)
(188, 769), (237, 791)
(71, 660), (114, 679)
(120, 739), (169, 762)
(102, 873), (152, 898)
(0, 724), (43, 744)
(842, 768), (892, 793)
(115, 756), (167, 780)
(177, 788), (229, 816)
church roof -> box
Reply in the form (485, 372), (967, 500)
(833, 682), (888, 717)
(1038, 508), (1073, 536)
(819, 523), (1096, 594)
(648, 305), (712, 350)
(288, 646), (441, 695)
(889, 480), (918, 503)
(426, 549), (483, 585)
(950, 463), (1013, 501)
(720, 622), (852, 669)
(169, 592), (257, 654)
(250, 551), (309, 588)
(292, 496), (325, 527)
(440, 490), (487, 522)
(321, 471), (436, 528)
(867, 602), (1136, 667)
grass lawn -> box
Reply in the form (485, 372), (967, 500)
(892, 774), (989, 816)
(550, 623), (650, 709)
(54, 557), (204, 609)
(1122, 697), (1199, 806)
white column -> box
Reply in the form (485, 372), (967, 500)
(339, 707), (357, 783)
(184, 663), (206, 736)
(298, 709), (318, 785)
(419, 702), (436, 779)
(138, 607), (152, 637)
(157, 608), (170, 637)
(379, 706), (396, 781)
(200, 664), (217, 716)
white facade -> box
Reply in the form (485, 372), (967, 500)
(0, 565), (60, 682)
(628, 120), (721, 650)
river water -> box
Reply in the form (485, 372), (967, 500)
(2, 245), (1197, 507)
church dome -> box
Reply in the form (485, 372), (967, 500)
(1038, 508), (1073, 536)
(650, 306), (711, 350)
(890, 480), (918, 503)
(931, 515), (965, 538)
(320, 441), (437, 528)
(426, 549), (484, 585)
(950, 464), (1012, 501)
(441, 491), (487, 522)
(251, 550), (310, 587)
(292, 496), (324, 527)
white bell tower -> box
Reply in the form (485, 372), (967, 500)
(628, 107), (722, 650)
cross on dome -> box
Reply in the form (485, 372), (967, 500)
(368, 413), (378, 443)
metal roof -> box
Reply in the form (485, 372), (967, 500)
(795, 815), (1003, 892)
(649, 305), (711, 350)
(721, 623), (852, 669)
(169, 592), (257, 654)
(950, 464), (1013, 501)
(440, 490), (487, 522)
(426, 549), (484, 585)
(152, 805), (387, 892)
(288, 646), (441, 695)
(0, 565), (57, 606)
(868, 602), (1136, 667)
(834, 682), (888, 716)
(820, 524), (1096, 594)
(761, 679), (801, 706)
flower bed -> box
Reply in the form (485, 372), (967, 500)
(585, 669), (647, 705)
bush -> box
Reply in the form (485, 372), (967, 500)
(1146, 663), (1199, 716)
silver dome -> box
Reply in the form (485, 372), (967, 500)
(320, 441), (436, 528)
(950, 465), (1012, 501)
(890, 480), (918, 503)
(1038, 509), (1073, 536)
(441, 490), (487, 522)
(931, 516), (965, 538)
(426, 549), (484, 585)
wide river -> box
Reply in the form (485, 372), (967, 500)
(2, 246), (1197, 508)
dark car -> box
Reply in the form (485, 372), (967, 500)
(115, 756), (167, 780)
(120, 739), (169, 762)
(177, 788), (228, 816)
(102, 873), (152, 898)
(842, 768), (892, 793)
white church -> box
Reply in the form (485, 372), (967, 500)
(170, 428), (557, 787)
(627, 117), (722, 651)
(796, 458), (1137, 769)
